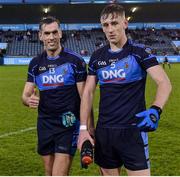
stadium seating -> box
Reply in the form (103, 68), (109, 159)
(0, 28), (179, 57)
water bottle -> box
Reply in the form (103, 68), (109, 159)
(81, 140), (93, 168)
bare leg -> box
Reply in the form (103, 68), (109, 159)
(100, 167), (120, 176)
(42, 154), (54, 176)
(52, 153), (73, 176)
(126, 168), (150, 176)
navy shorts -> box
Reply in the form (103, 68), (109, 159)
(37, 117), (79, 156)
(94, 126), (150, 170)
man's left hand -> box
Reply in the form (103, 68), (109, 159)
(135, 106), (162, 132)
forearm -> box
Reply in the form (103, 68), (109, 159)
(88, 109), (95, 129)
(80, 90), (94, 126)
(152, 79), (172, 109)
(22, 82), (39, 109)
(22, 94), (30, 107)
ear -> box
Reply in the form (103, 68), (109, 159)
(123, 18), (128, 30)
(39, 31), (43, 41)
(59, 29), (62, 39)
(102, 26), (106, 33)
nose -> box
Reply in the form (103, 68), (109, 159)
(49, 32), (54, 39)
(108, 25), (114, 33)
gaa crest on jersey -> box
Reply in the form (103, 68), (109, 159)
(125, 62), (129, 68)
(39, 66), (46, 71)
(98, 61), (107, 66)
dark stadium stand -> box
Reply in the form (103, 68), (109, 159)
(0, 0), (179, 64)
(0, 28), (179, 57)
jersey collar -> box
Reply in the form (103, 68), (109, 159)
(108, 39), (130, 54)
(45, 47), (64, 60)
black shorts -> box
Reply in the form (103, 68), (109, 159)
(37, 117), (79, 156)
(94, 126), (150, 171)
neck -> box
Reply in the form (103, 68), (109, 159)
(46, 45), (62, 57)
(110, 36), (127, 51)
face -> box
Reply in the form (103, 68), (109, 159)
(100, 13), (128, 45)
(39, 22), (62, 52)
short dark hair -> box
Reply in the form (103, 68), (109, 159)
(100, 4), (125, 20)
(39, 16), (60, 31)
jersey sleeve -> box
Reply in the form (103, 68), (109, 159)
(27, 58), (38, 83)
(136, 48), (159, 70)
(88, 52), (97, 75)
(75, 58), (87, 82)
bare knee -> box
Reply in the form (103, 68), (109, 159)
(44, 163), (53, 176)
(52, 169), (68, 176)
(44, 167), (52, 176)
(100, 167), (120, 176)
(52, 153), (72, 176)
(126, 168), (150, 176)
(42, 155), (54, 176)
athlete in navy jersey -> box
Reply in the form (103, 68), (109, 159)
(27, 48), (86, 119)
(88, 41), (160, 127)
(78, 4), (172, 176)
(22, 17), (87, 176)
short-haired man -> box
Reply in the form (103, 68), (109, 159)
(22, 16), (87, 175)
(78, 4), (172, 176)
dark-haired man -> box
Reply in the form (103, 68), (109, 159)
(78, 4), (171, 176)
(22, 16), (87, 175)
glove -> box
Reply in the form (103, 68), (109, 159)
(135, 105), (162, 132)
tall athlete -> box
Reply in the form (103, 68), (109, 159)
(22, 16), (87, 176)
(78, 4), (172, 176)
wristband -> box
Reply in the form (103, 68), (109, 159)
(150, 105), (162, 116)
(80, 125), (87, 130)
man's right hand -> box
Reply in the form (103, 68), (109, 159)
(78, 130), (94, 151)
(28, 88), (39, 109)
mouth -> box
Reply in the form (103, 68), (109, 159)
(46, 41), (58, 50)
(109, 35), (116, 39)
(48, 42), (56, 46)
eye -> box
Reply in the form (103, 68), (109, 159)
(102, 23), (108, 28)
(111, 21), (118, 26)
(52, 30), (58, 35)
(44, 32), (50, 35)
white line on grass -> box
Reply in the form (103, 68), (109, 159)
(0, 127), (36, 138)
(0, 109), (99, 139)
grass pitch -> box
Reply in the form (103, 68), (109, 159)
(0, 64), (179, 175)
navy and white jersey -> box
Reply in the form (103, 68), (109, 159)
(27, 48), (87, 119)
(88, 40), (159, 127)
